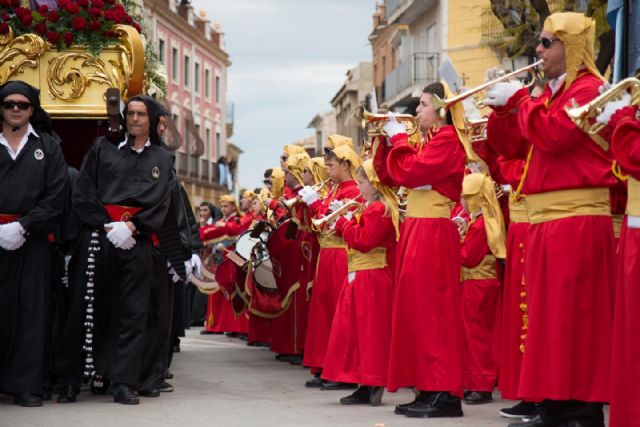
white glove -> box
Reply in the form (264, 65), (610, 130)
(184, 260), (193, 281)
(299, 186), (320, 205)
(343, 211), (354, 222)
(191, 253), (202, 278)
(484, 67), (505, 83)
(484, 81), (524, 107)
(0, 222), (26, 251)
(596, 92), (632, 125)
(329, 200), (344, 213)
(105, 221), (135, 250)
(382, 112), (407, 138)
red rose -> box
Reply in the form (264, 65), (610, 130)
(10, 0), (19, 7)
(37, 4), (48, 14)
(65, 2), (80, 14)
(123, 14), (132, 24)
(104, 30), (116, 38)
(114, 4), (125, 13)
(0, 23), (9, 35)
(132, 21), (141, 33)
(2, 12), (10, 22)
(89, 7), (102, 18)
(58, 0), (69, 7)
(92, 0), (104, 7)
(71, 16), (87, 30)
(0, 0), (9, 7)
(34, 22), (46, 34)
(88, 20), (101, 31)
(103, 9), (114, 21)
(14, 7), (31, 17)
(63, 31), (74, 45)
(47, 10), (59, 23)
(46, 31), (59, 44)
(20, 13), (33, 27)
(78, 0), (89, 7)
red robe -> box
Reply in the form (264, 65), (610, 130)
(322, 201), (396, 386)
(460, 216), (501, 392)
(608, 106), (640, 427)
(200, 213), (248, 334)
(486, 71), (616, 402)
(375, 125), (466, 395)
(302, 180), (361, 370)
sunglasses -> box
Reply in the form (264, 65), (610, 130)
(538, 37), (560, 49)
(263, 179), (271, 185)
(2, 101), (32, 110)
(280, 155), (288, 161)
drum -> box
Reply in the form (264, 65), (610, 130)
(233, 229), (270, 267)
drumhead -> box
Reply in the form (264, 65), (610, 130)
(253, 258), (278, 291)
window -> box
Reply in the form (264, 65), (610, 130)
(184, 56), (190, 87)
(205, 69), (211, 98)
(215, 132), (221, 157)
(171, 47), (178, 81)
(194, 62), (200, 94)
(215, 76), (220, 104)
(158, 39), (165, 64)
(426, 24), (436, 52)
(205, 128), (211, 158)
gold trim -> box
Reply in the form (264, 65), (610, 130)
(0, 28), (47, 85)
(48, 53), (118, 101)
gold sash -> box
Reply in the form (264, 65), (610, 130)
(406, 189), (454, 219)
(461, 254), (498, 281)
(524, 188), (611, 224)
(348, 247), (387, 272)
(318, 233), (347, 249)
(627, 178), (640, 217)
(508, 196), (530, 224)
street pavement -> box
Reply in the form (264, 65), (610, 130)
(0, 327), (606, 427)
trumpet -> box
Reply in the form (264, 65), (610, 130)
(311, 199), (363, 230)
(363, 109), (420, 137)
(565, 77), (640, 150)
(431, 60), (544, 118)
(282, 178), (331, 209)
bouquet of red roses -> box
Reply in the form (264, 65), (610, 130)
(0, 0), (141, 54)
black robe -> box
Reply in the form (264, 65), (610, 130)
(0, 131), (68, 395)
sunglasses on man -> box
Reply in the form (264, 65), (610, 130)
(2, 101), (32, 110)
(538, 37), (561, 49)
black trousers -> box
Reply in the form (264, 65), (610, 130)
(538, 400), (605, 427)
(0, 234), (50, 395)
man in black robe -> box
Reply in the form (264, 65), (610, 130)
(0, 81), (68, 407)
(59, 95), (175, 405)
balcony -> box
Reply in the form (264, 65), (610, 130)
(385, 0), (436, 25)
(175, 151), (224, 188)
(200, 158), (209, 182)
(384, 52), (439, 105)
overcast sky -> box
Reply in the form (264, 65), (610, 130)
(190, 0), (374, 191)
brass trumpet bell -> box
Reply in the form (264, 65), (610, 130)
(362, 109), (420, 137)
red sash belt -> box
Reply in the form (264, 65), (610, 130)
(0, 213), (55, 242)
(104, 204), (159, 246)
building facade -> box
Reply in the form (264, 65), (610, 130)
(143, 0), (237, 206)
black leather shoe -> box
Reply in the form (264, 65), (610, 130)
(159, 382), (174, 393)
(320, 381), (358, 391)
(165, 370), (174, 380)
(57, 385), (79, 403)
(405, 392), (463, 418)
(464, 391), (492, 405)
(500, 401), (538, 419)
(508, 415), (545, 427)
(339, 387), (370, 405)
(369, 386), (384, 406)
(112, 386), (140, 405)
(14, 393), (43, 407)
(200, 330), (216, 335)
(275, 354), (301, 363)
(138, 388), (160, 397)
(288, 356), (303, 366)
(395, 399), (418, 415)
(304, 375), (323, 388)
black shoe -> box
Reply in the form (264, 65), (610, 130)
(305, 375), (323, 388)
(57, 385), (79, 404)
(339, 386), (370, 405)
(159, 382), (174, 393)
(138, 388), (160, 397)
(395, 399), (418, 415)
(173, 344), (181, 353)
(288, 356), (303, 366)
(500, 401), (539, 419)
(275, 354), (301, 363)
(165, 370), (174, 380)
(369, 386), (384, 406)
(320, 381), (358, 391)
(508, 415), (544, 427)
(112, 386), (139, 405)
(200, 330), (216, 335)
(464, 391), (492, 405)
(14, 393), (43, 407)
(90, 376), (110, 395)
(405, 392), (463, 418)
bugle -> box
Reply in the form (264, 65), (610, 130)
(311, 199), (363, 229)
(282, 178), (331, 209)
(362, 109), (420, 137)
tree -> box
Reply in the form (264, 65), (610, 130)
(488, 0), (614, 75)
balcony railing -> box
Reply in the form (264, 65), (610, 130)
(200, 158), (209, 182)
(384, 52), (439, 103)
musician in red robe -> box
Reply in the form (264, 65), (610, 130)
(298, 144), (362, 389)
(596, 99), (640, 427)
(459, 173), (506, 405)
(199, 195), (248, 335)
(484, 13), (615, 427)
(322, 159), (398, 407)
(374, 81), (466, 418)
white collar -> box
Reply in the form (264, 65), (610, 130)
(548, 73), (567, 96)
(0, 123), (39, 160)
(118, 136), (151, 153)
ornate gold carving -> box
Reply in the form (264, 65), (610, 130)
(0, 28), (47, 85)
(47, 53), (119, 101)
